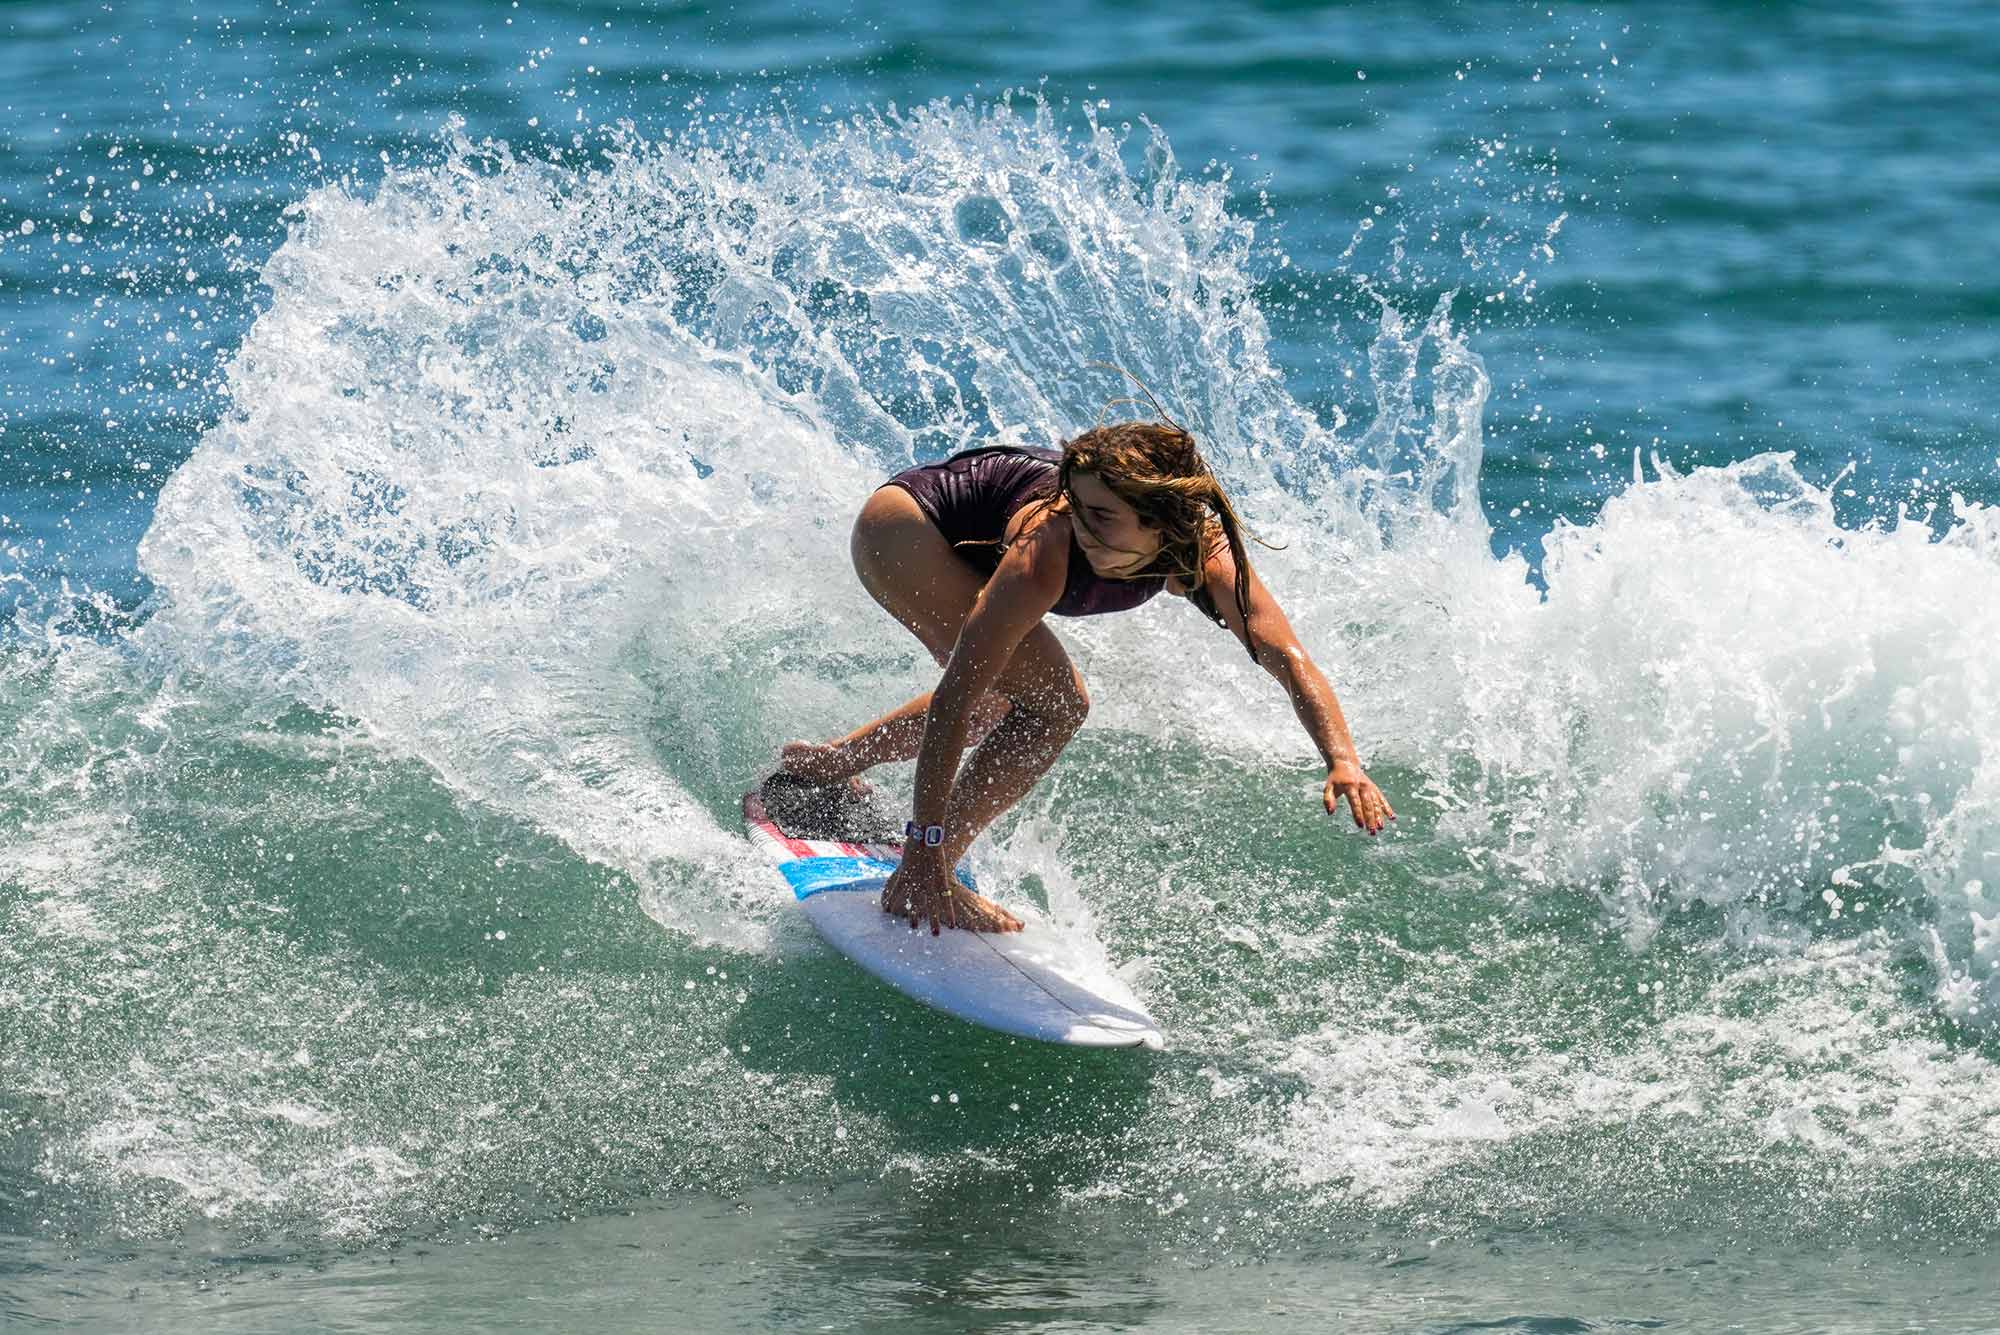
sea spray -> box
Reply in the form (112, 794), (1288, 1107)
(4, 95), (1995, 1245)
(137, 94), (2000, 1026)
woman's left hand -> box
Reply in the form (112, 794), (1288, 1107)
(1325, 759), (1395, 835)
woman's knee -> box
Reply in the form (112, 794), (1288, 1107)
(1011, 669), (1088, 738)
(1062, 672), (1091, 733)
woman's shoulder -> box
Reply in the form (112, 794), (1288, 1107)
(995, 503), (1071, 589)
(1004, 491), (1068, 545)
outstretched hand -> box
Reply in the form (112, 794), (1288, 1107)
(1325, 759), (1396, 835)
(881, 850), (1024, 935)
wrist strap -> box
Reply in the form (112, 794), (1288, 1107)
(904, 821), (946, 848)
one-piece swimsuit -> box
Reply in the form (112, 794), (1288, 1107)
(884, 445), (1225, 624)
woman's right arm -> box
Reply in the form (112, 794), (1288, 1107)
(906, 520), (1067, 841)
(888, 520), (1067, 934)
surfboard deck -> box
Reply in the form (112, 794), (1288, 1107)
(744, 774), (1164, 1050)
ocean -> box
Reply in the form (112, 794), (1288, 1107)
(4, 2), (1999, 1330)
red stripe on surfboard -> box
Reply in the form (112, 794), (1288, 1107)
(741, 790), (814, 858)
(743, 788), (902, 862)
(755, 821), (813, 859)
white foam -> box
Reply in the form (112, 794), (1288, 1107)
(1246, 940), (2000, 1207)
(124, 97), (2000, 1026)
(1, 97), (1993, 1233)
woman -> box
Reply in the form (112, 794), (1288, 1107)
(779, 419), (1395, 935)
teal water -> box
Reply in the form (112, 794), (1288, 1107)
(4, 3), (1999, 1330)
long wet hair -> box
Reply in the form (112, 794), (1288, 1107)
(1019, 376), (1275, 641)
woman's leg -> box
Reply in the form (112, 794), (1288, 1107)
(782, 484), (1088, 865)
(930, 671), (1086, 868)
(781, 485), (1013, 783)
(781, 689), (1007, 780)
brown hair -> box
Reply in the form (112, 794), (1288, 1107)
(1019, 417), (1272, 645)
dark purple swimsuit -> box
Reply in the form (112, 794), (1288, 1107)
(885, 445), (1225, 625)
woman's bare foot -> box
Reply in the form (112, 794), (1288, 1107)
(876, 875), (1023, 932)
(954, 887), (1024, 932)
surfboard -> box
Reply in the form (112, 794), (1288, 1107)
(743, 774), (1164, 1050)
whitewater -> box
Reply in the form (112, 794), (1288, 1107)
(4, 9), (1999, 1323)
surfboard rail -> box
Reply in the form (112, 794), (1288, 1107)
(743, 781), (1164, 1050)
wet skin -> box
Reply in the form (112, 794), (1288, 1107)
(781, 469), (1394, 934)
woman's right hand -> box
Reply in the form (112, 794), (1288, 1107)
(881, 849), (1023, 934)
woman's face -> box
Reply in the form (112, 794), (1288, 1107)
(1066, 470), (1163, 576)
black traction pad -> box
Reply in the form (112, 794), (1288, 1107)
(756, 772), (902, 844)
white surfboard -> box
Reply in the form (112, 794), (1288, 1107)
(744, 777), (1164, 1050)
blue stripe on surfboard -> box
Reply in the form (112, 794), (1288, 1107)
(779, 855), (896, 899)
(777, 855), (977, 901)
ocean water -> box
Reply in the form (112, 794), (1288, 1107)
(3, 2), (1999, 1330)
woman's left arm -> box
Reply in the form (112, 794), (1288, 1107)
(1194, 549), (1396, 835)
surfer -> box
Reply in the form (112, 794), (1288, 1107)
(779, 416), (1394, 934)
